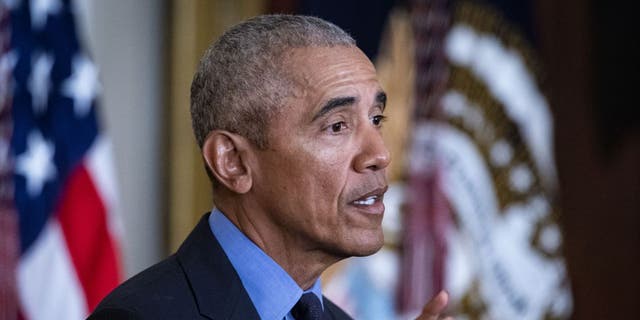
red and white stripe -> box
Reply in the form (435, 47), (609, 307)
(18, 136), (122, 320)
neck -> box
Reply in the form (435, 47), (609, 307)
(216, 200), (341, 290)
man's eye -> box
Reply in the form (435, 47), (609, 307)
(372, 115), (386, 126)
(330, 122), (346, 133)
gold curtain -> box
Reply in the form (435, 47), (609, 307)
(376, 8), (415, 183)
(167, 0), (266, 253)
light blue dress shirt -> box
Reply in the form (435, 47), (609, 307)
(209, 209), (324, 320)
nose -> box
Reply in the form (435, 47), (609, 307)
(353, 127), (391, 172)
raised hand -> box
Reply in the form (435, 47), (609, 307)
(415, 291), (454, 320)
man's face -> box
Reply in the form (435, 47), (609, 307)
(249, 45), (390, 258)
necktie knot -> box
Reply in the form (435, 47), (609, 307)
(291, 292), (323, 320)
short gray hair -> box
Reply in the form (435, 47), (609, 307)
(190, 14), (355, 149)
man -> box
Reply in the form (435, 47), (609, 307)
(89, 15), (451, 320)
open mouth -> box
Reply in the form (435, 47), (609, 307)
(349, 186), (387, 208)
(352, 195), (380, 206)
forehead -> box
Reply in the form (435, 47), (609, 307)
(284, 46), (380, 101)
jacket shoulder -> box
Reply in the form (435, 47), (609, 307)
(89, 255), (201, 319)
(87, 306), (141, 320)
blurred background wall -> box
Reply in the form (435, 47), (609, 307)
(74, 0), (166, 275)
(537, 0), (639, 318)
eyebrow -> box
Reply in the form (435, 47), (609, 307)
(312, 90), (387, 121)
(312, 96), (356, 121)
(376, 91), (387, 111)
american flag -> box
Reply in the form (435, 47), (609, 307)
(0, 0), (122, 319)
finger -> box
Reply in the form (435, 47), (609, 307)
(416, 291), (449, 320)
(422, 290), (448, 314)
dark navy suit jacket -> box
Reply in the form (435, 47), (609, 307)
(88, 214), (352, 320)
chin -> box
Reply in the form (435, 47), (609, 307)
(349, 244), (384, 257)
(335, 230), (385, 258)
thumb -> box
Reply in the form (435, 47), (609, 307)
(415, 291), (449, 320)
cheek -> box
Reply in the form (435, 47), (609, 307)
(305, 153), (351, 209)
(279, 139), (353, 212)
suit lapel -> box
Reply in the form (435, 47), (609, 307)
(176, 213), (260, 319)
(323, 296), (354, 320)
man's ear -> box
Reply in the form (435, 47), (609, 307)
(202, 130), (253, 194)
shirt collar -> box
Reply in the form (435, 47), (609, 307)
(209, 209), (323, 320)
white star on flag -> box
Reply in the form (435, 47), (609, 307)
(62, 54), (100, 117)
(0, 49), (17, 75)
(28, 52), (53, 114)
(15, 129), (57, 197)
(3, 0), (21, 10)
(30, 0), (62, 30)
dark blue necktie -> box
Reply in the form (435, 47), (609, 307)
(291, 293), (323, 320)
